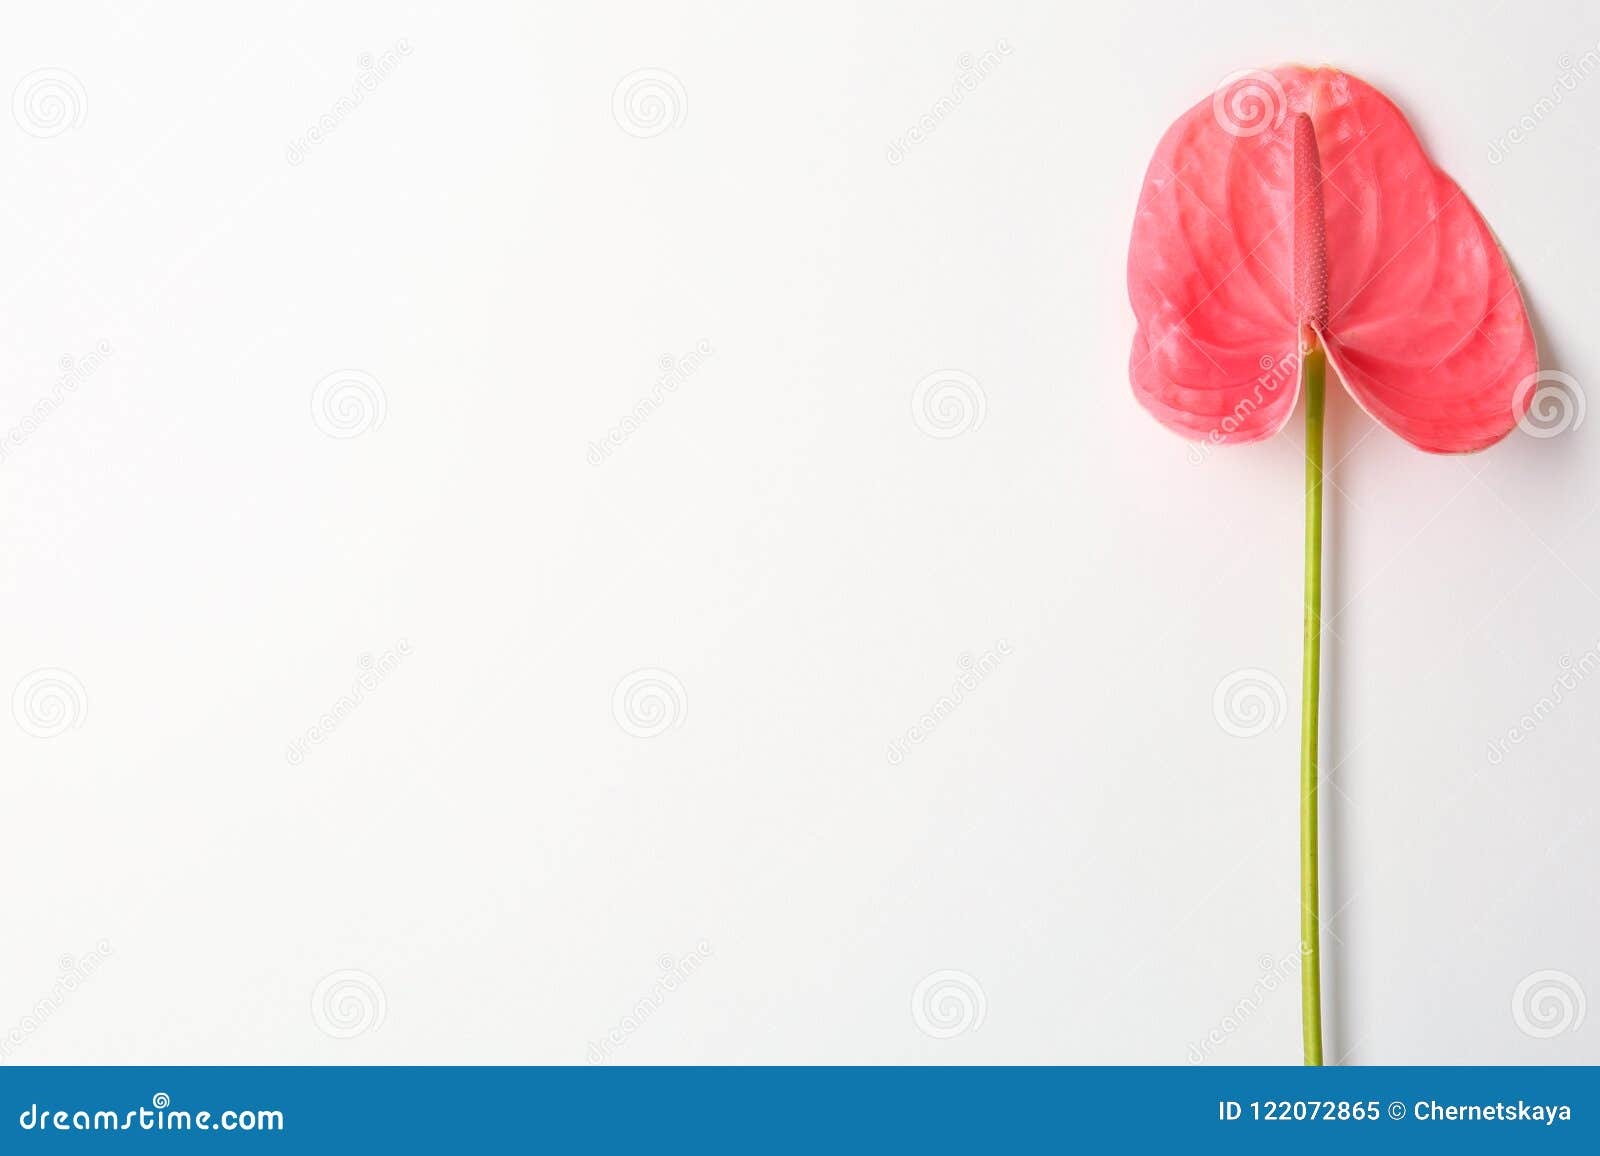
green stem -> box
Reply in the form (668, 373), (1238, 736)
(1300, 343), (1326, 1067)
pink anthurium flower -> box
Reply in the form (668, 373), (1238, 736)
(1125, 66), (1539, 1068)
(1129, 66), (1536, 453)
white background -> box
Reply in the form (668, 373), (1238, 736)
(1, 0), (1596, 1065)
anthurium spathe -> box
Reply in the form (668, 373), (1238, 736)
(1128, 66), (1536, 453)
(1125, 66), (1540, 1068)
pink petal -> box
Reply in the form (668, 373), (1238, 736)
(1127, 66), (1536, 453)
